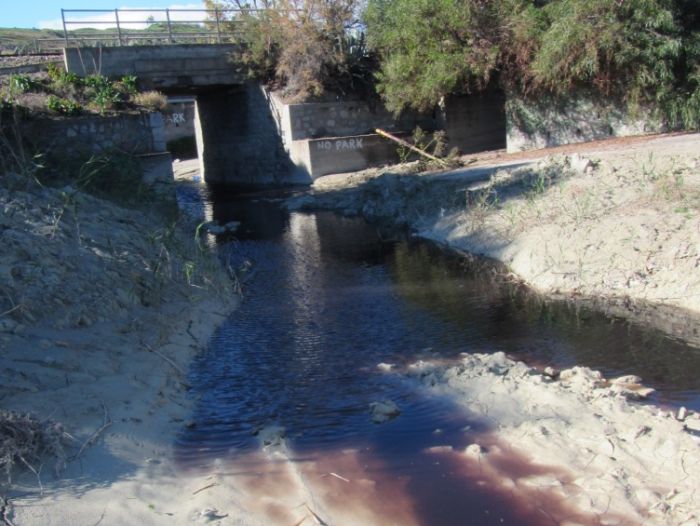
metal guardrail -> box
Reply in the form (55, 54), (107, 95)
(56, 8), (255, 48)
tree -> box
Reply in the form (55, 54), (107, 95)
(206, 0), (371, 101)
(364, 0), (700, 127)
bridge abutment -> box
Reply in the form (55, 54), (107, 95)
(193, 84), (304, 186)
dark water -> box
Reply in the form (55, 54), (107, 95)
(175, 185), (700, 524)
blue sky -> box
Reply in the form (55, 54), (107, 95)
(1, 1), (206, 29)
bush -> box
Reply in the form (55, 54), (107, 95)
(365, 0), (503, 113)
(364, 0), (700, 127)
(8, 74), (35, 96)
(207, 0), (372, 101)
(46, 63), (80, 88)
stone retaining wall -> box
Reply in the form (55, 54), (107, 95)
(20, 112), (166, 156)
(17, 111), (173, 197)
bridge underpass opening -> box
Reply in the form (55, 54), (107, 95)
(160, 84), (302, 188)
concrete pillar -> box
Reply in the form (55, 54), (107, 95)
(193, 83), (293, 186)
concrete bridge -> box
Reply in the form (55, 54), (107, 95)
(63, 44), (507, 186)
(64, 44), (302, 187)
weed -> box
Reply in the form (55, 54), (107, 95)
(118, 75), (138, 95)
(397, 126), (460, 170)
(7, 74), (35, 97)
(46, 63), (80, 88)
(46, 95), (81, 116)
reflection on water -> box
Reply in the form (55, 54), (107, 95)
(175, 185), (700, 525)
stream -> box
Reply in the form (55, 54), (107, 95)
(174, 184), (700, 525)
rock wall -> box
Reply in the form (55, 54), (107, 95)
(17, 112), (173, 197)
(20, 112), (166, 156)
(506, 92), (667, 152)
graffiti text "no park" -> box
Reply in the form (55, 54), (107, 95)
(316, 138), (364, 151)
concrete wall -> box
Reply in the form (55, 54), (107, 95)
(280, 96), (431, 141)
(267, 89), (508, 179)
(19, 112), (173, 197)
(163, 99), (196, 143)
(292, 134), (403, 178)
(194, 83), (300, 186)
(506, 92), (667, 152)
(268, 91), (436, 179)
(64, 44), (245, 89)
(441, 92), (507, 153)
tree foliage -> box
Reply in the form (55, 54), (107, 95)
(364, 0), (700, 127)
(206, 0), (373, 101)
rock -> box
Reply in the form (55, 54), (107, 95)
(202, 220), (239, 235)
(258, 425), (286, 447)
(543, 366), (559, 380)
(464, 443), (486, 458)
(369, 400), (400, 423)
(223, 221), (240, 233)
(285, 195), (315, 211)
(568, 153), (596, 174)
(198, 508), (228, 522)
(610, 375), (655, 399)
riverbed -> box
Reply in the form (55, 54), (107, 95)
(176, 182), (700, 525)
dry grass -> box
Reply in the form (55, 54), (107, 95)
(130, 91), (167, 112)
(0, 410), (72, 487)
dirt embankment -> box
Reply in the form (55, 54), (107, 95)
(0, 173), (239, 524)
(289, 133), (700, 329)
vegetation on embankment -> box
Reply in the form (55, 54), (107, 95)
(0, 64), (166, 116)
(0, 100), (236, 513)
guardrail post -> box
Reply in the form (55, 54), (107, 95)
(166, 9), (173, 43)
(115, 9), (123, 45)
(215, 8), (222, 43)
(61, 9), (69, 47)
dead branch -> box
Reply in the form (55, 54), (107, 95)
(192, 482), (218, 495)
(375, 128), (448, 166)
(74, 402), (111, 460)
(0, 497), (16, 526)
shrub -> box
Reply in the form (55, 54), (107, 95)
(207, 0), (371, 101)
(364, 0), (700, 128)
(46, 63), (80, 88)
(117, 75), (138, 96)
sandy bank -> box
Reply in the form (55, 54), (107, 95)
(0, 174), (245, 524)
(394, 353), (700, 525)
